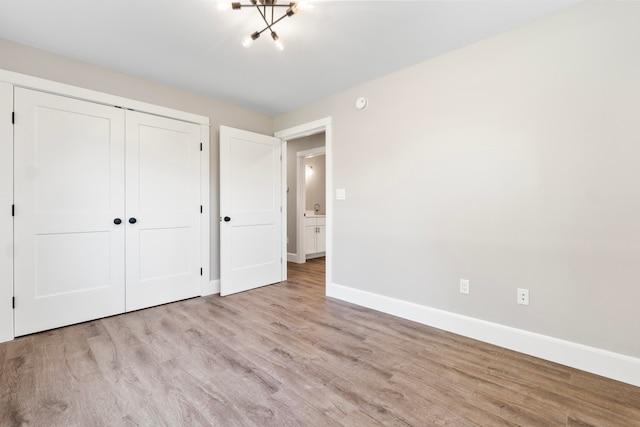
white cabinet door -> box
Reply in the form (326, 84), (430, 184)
(316, 225), (326, 253)
(14, 88), (126, 336)
(304, 225), (317, 255)
(125, 111), (201, 311)
(0, 82), (13, 343)
(220, 126), (282, 296)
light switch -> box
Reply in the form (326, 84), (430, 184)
(336, 188), (346, 200)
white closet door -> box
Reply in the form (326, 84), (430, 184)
(125, 111), (201, 311)
(14, 88), (126, 336)
(0, 82), (13, 342)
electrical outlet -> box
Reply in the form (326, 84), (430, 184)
(517, 288), (529, 305)
(460, 279), (470, 295)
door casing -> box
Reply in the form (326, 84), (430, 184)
(275, 117), (332, 290)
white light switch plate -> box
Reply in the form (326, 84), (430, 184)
(336, 188), (346, 200)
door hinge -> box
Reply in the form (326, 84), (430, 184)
(12, 112), (14, 124)
(12, 297), (15, 309)
(200, 143), (203, 151)
(280, 257), (283, 264)
(200, 268), (203, 276)
(280, 206), (282, 212)
(11, 204), (14, 217)
(200, 205), (203, 213)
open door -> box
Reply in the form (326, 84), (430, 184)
(220, 126), (282, 296)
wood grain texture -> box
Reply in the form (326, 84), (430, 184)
(1, 257), (639, 426)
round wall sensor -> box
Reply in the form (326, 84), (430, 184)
(355, 97), (368, 111)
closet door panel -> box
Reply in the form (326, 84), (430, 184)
(14, 88), (125, 336)
(125, 111), (200, 311)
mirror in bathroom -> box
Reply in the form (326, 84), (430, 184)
(304, 154), (325, 216)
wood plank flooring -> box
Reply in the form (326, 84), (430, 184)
(2, 257), (639, 426)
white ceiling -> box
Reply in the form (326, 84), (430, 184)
(0, 0), (582, 115)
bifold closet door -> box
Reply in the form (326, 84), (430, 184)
(124, 111), (201, 311)
(14, 88), (126, 336)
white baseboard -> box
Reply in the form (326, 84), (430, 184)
(306, 252), (325, 260)
(327, 282), (640, 388)
(202, 279), (220, 296)
(287, 252), (300, 263)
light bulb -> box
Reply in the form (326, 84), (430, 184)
(242, 31), (260, 48)
(216, 2), (232, 11)
(271, 32), (284, 51)
(298, 1), (315, 10)
(241, 35), (254, 48)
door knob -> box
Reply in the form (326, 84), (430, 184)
(113, 218), (122, 225)
(128, 217), (137, 224)
(223, 216), (231, 222)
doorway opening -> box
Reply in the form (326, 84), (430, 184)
(275, 117), (332, 291)
(286, 135), (325, 264)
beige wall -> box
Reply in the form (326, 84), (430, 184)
(0, 38), (273, 282)
(286, 133), (325, 254)
(275, 2), (640, 358)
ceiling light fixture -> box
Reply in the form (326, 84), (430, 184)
(217, 0), (314, 50)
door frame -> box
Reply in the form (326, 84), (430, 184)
(296, 146), (326, 264)
(0, 82), (13, 343)
(275, 117), (332, 288)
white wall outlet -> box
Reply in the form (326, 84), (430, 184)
(517, 288), (529, 305)
(460, 279), (470, 295)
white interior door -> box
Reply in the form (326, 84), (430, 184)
(220, 126), (282, 296)
(14, 88), (126, 336)
(125, 111), (201, 311)
(0, 82), (13, 342)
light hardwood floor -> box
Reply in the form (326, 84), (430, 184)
(1, 257), (639, 426)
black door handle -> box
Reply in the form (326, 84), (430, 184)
(128, 217), (137, 224)
(114, 218), (122, 225)
(224, 216), (231, 222)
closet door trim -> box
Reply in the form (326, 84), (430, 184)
(0, 82), (13, 343)
(0, 69), (208, 126)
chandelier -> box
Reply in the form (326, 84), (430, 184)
(217, 1), (315, 50)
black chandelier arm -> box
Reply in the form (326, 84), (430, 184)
(254, 3), (275, 31)
(234, 2), (294, 8)
(251, 4), (292, 32)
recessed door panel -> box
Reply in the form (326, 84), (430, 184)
(14, 88), (126, 336)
